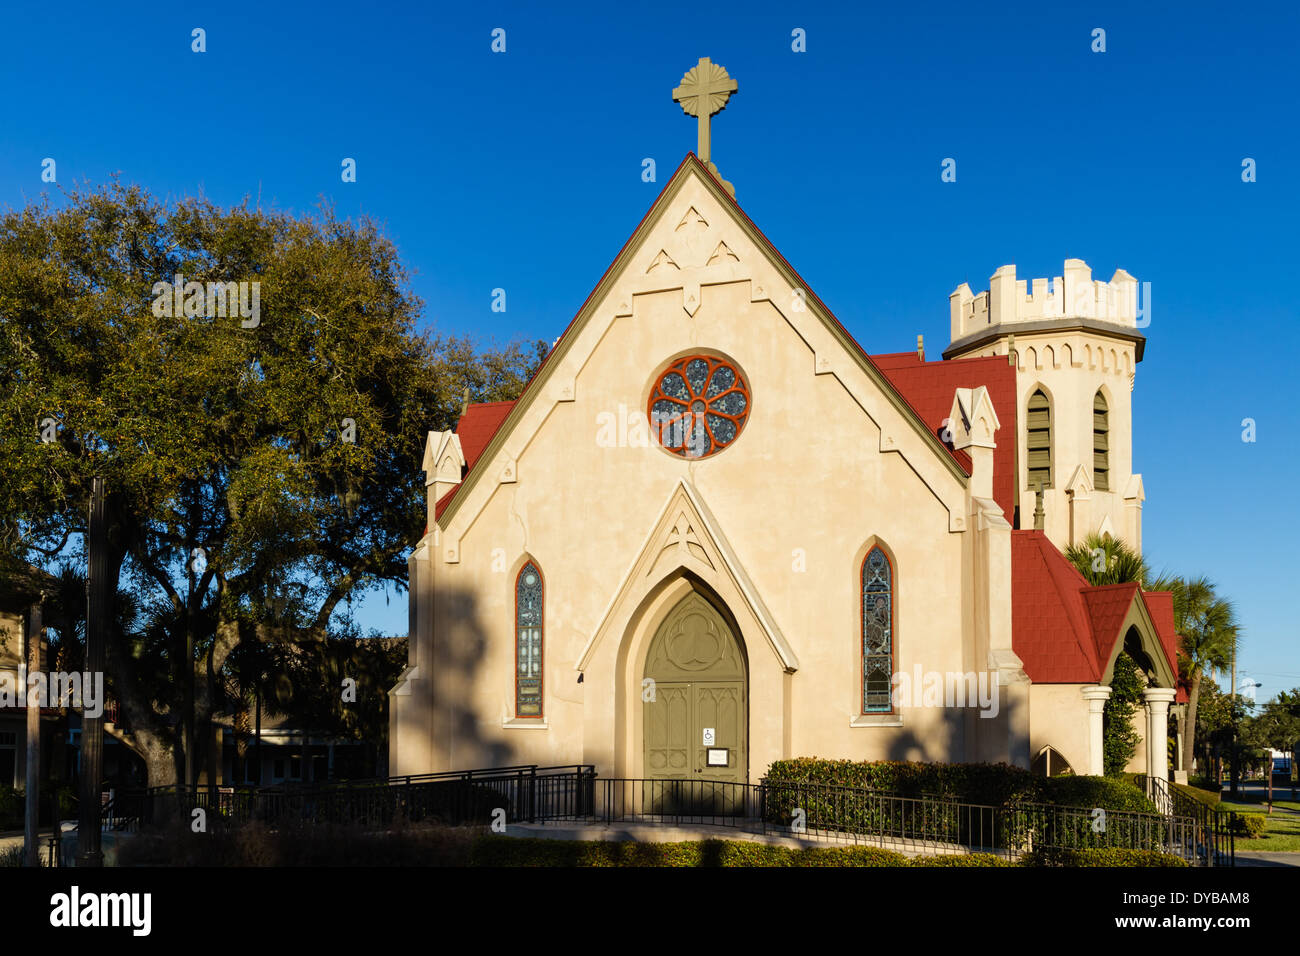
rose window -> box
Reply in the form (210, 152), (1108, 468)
(648, 355), (750, 459)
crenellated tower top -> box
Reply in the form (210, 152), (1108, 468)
(945, 259), (1145, 360)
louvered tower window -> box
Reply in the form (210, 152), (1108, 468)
(1093, 391), (1109, 492)
(1026, 389), (1052, 490)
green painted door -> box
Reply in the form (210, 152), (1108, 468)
(642, 593), (747, 813)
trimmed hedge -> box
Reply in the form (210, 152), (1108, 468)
(1039, 775), (1157, 814)
(909, 852), (1014, 867)
(1229, 814), (1267, 838)
(765, 758), (1155, 812)
(1021, 847), (1189, 867)
(472, 837), (1174, 867)
(469, 837), (911, 867)
(764, 758), (1041, 806)
(761, 759), (1162, 853)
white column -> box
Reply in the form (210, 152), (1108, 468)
(1144, 688), (1177, 782)
(1081, 685), (1112, 776)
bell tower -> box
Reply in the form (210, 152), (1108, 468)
(944, 259), (1147, 552)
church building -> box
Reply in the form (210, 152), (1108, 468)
(389, 59), (1184, 788)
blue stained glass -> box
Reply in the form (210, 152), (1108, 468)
(712, 391), (746, 415)
(516, 563), (544, 716)
(706, 365), (735, 397)
(661, 373), (689, 400)
(685, 358), (709, 393)
(862, 548), (893, 713)
(707, 414), (736, 443)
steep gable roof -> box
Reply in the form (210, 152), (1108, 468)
(1011, 530), (1182, 688)
(1011, 531), (1101, 682)
(434, 401), (516, 519)
(433, 153), (970, 530)
(873, 351), (1017, 519)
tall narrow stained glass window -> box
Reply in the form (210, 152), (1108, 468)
(861, 547), (894, 714)
(515, 562), (544, 718)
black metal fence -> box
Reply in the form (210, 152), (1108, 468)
(587, 776), (1209, 863)
(101, 764), (596, 833)
(99, 766), (1229, 866)
(1136, 774), (1236, 866)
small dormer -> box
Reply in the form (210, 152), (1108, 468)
(423, 430), (466, 525)
(949, 385), (1000, 501)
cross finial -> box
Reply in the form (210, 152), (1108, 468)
(673, 57), (737, 193)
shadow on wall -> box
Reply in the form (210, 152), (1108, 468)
(425, 587), (518, 772)
(876, 681), (1027, 769)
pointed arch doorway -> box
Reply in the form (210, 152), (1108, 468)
(642, 591), (748, 785)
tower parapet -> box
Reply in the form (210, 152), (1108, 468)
(942, 258), (1146, 553)
(947, 259), (1143, 356)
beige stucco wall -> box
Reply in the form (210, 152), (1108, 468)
(391, 165), (1031, 780)
(952, 331), (1140, 552)
(1028, 683), (1091, 774)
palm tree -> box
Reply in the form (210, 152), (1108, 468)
(1170, 577), (1239, 776)
(1064, 536), (1242, 779)
(1064, 532), (1154, 586)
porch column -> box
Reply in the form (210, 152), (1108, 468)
(1081, 685), (1112, 776)
(1144, 688), (1177, 782)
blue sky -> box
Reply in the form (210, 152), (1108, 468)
(2, 2), (1295, 700)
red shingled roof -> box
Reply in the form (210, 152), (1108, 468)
(1012, 530), (1182, 688)
(1011, 531), (1101, 682)
(873, 351), (1018, 520)
(434, 401), (516, 520)
(1141, 590), (1188, 702)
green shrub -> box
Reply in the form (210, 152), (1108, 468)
(0, 845), (24, 867)
(1187, 775), (1219, 794)
(764, 758), (1041, 806)
(1040, 775), (1157, 813)
(794, 845), (909, 867)
(1021, 847), (1189, 867)
(1229, 814), (1267, 838)
(468, 836), (911, 867)
(910, 852), (1014, 867)
(0, 785), (23, 830)
(1103, 654), (1143, 775)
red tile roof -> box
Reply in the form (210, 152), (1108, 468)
(433, 401), (516, 520)
(1141, 590), (1187, 702)
(1012, 530), (1182, 689)
(1011, 531), (1101, 682)
(873, 351), (1018, 520)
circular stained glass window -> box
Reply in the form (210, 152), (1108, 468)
(648, 355), (750, 459)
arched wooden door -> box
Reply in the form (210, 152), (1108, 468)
(642, 592), (747, 786)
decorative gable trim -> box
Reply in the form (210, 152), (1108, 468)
(1097, 591), (1178, 689)
(576, 478), (799, 674)
(436, 154), (970, 535)
(949, 386), (1001, 451)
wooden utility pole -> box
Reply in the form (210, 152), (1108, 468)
(23, 602), (42, 867)
(77, 477), (107, 867)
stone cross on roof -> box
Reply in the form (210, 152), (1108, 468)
(673, 57), (737, 196)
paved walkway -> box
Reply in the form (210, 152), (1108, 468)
(1234, 851), (1300, 867)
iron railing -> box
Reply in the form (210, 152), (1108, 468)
(570, 776), (1212, 863)
(100, 764), (597, 833)
(1136, 774), (1236, 866)
(96, 766), (1225, 865)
